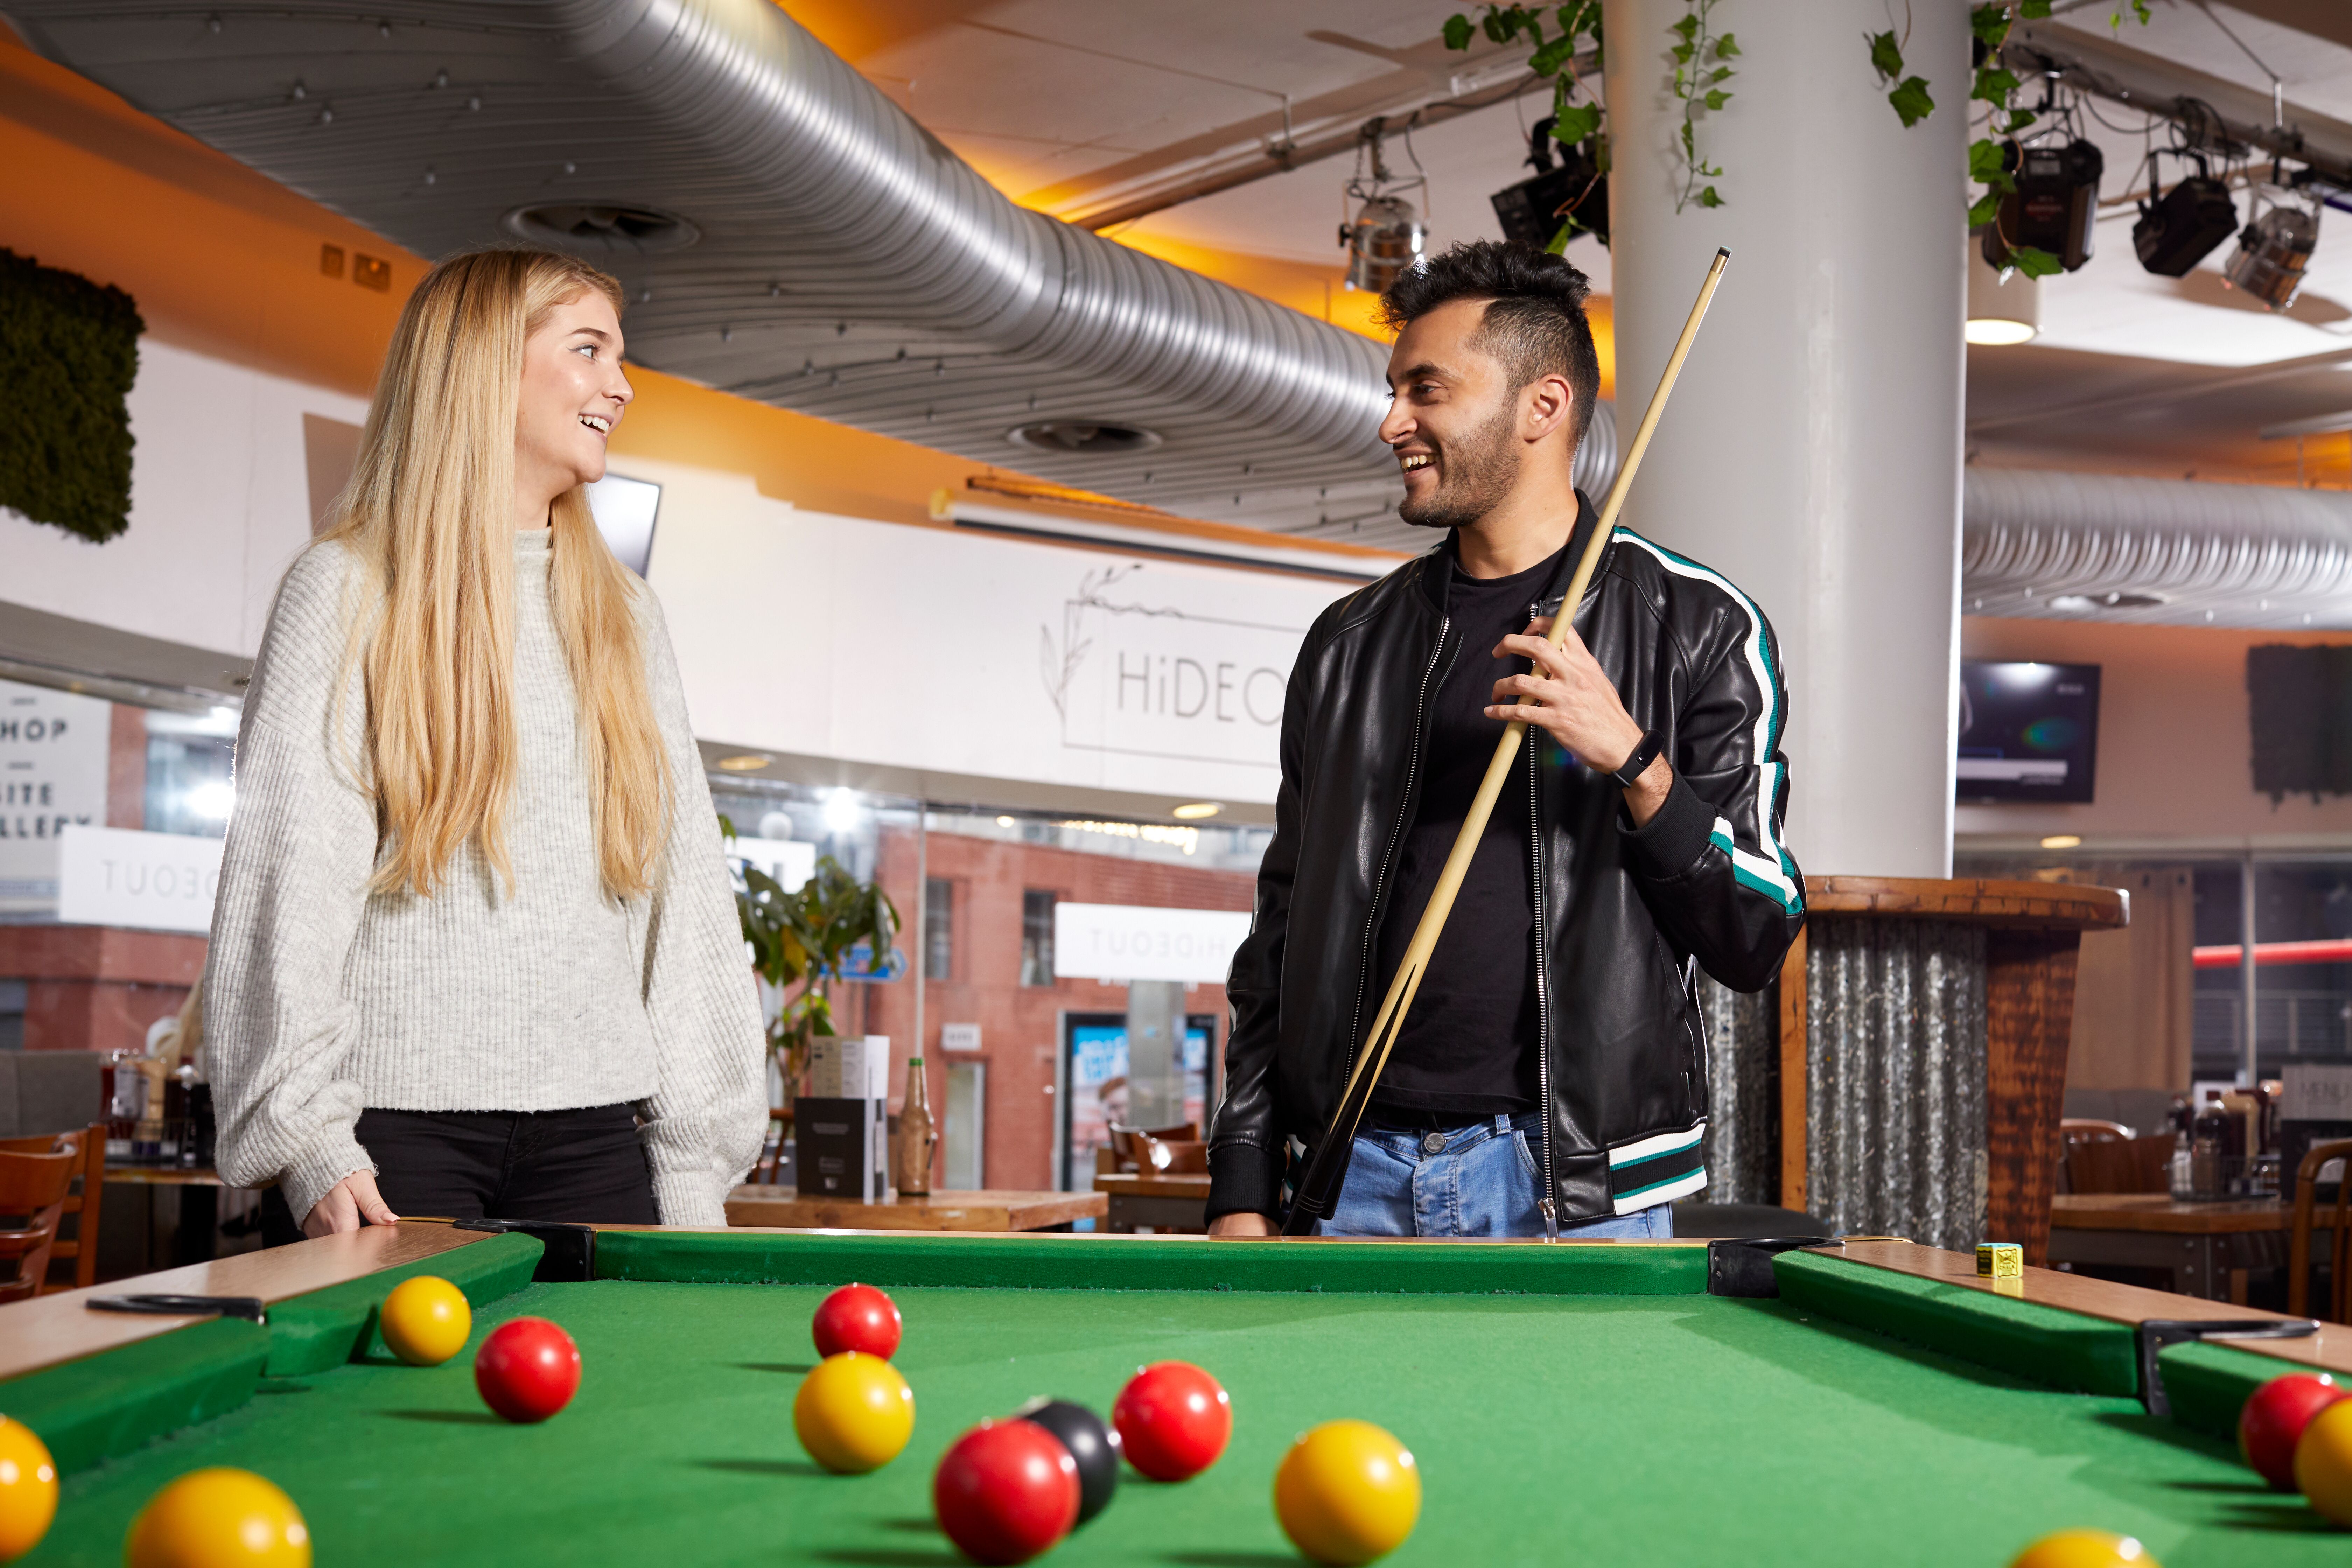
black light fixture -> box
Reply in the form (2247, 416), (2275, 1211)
(2132, 150), (2238, 276)
(1983, 138), (2104, 273)
(1490, 116), (1608, 251)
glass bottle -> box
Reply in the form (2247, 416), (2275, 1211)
(2189, 1093), (2226, 1200)
(896, 1055), (935, 1197)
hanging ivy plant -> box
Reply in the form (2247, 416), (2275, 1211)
(1666, 0), (1736, 211)
(0, 249), (142, 544)
(1443, 4), (1608, 250)
(1868, 1), (2151, 279)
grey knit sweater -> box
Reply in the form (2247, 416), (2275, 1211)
(203, 529), (767, 1226)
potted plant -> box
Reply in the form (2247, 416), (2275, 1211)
(721, 816), (902, 1107)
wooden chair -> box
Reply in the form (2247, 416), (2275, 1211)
(2289, 1136), (2352, 1322)
(0, 1125), (104, 1291)
(1106, 1122), (1200, 1174)
(0, 1148), (81, 1305)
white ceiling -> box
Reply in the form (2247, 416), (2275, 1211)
(812, 0), (2352, 504)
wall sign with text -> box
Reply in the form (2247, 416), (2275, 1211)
(0, 678), (112, 912)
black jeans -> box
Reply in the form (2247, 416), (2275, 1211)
(261, 1104), (658, 1244)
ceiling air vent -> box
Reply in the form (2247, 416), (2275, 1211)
(1007, 421), (1163, 456)
(2047, 590), (2169, 611)
(500, 203), (701, 255)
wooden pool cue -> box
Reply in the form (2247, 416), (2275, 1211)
(1280, 247), (1732, 1238)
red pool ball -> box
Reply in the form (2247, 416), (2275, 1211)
(933, 1419), (1080, 1565)
(812, 1282), (903, 1361)
(474, 1317), (581, 1423)
(2241, 1371), (2344, 1489)
(1112, 1361), (1231, 1482)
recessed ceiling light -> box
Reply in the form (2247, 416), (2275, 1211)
(995, 815), (1016, 827)
(714, 754), (770, 772)
(2040, 834), (2082, 849)
(1964, 318), (2038, 346)
(1171, 802), (1222, 820)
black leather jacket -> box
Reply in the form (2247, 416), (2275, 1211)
(1208, 495), (1805, 1231)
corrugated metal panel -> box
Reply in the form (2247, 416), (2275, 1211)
(1695, 973), (1777, 1205)
(1805, 918), (1988, 1250)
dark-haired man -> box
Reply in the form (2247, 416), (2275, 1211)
(1207, 241), (1804, 1240)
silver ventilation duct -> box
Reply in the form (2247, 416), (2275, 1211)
(2, 0), (1400, 526)
(1962, 467), (2352, 629)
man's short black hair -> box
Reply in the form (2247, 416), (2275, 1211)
(1381, 240), (1602, 445)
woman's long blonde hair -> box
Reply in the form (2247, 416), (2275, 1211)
(319, 247), (668, 903)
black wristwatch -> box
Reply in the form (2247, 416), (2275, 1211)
(1608, 729), (1665, 789)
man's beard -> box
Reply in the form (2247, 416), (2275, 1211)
(1398, 403), (1520, 531)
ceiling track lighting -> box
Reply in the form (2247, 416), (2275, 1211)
(1982, 137), (2104, 274)
(2132, 147), (2239, 277)
(2224, 182), (2324, 312)
(1490, 114), (1608, 252)
(1339, 119), (1425, 294)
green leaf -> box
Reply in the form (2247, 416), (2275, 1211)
(1867, 29), (1904, 82)
(1708, 64), (1733, 83)
(2005, 107), (2037, 132)
(1970, 5), (2011, 47)
(1671, 13), (1698, 40)
(1703, 88), (1730, 110)
(1889, 75), (1934, 126)
(1529, 33), (1577, 74)
(1968, 138), (2008, 180)
(1443, 13), (1475, 50)
(2009, 245), (2063, 278)
(1714, 32), (1739, 58)
(1971, 66), (2019, 105)
(1968, 191), (2004, 227)
(1545, 218), (1575, 254)
(1553, 102), (1602, 143)
(2020, 0), (2052, 16)
(1698, 185), (1723, 208)
(1671, 42), (1693, 64)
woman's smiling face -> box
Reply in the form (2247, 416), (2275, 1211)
(514, 289), (633, 516)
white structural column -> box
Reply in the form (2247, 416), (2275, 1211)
(1602, 0), (1970, 877)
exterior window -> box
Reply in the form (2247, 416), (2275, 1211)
(1020, 889), (1057, 986)
(924, 876), (953, 981)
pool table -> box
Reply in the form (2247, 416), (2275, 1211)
(0, 1223), (2343, 1566)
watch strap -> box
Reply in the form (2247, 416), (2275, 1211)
(1609, 728), (1664, 789)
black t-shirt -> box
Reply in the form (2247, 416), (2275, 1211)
(1365, 541), (1569, 1120)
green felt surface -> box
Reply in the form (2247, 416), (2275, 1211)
(20, 1268), (2325, 1566)
(598, 1230), (1710, 1296)
(0, 1319), (267, 1477)
(1773, 1250), (2142, 1397)
(265, 1231), (545, 1376)
(2160, 1340), (2316, 1444)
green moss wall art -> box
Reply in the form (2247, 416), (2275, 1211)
(0, 248), (144, 545)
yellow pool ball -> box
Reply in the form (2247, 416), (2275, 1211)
(1273, 1420), (1421, 1566)
(0, 1417), (57, 1563)
(378, 1275), (472, 1367)
(793, 1352), (915, 1474)
(124, 1468), (309, 1568)
(2007, 1530), (2159, 1568)
(2298, 1395), (2352, 1525)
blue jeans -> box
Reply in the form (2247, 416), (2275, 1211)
(1318, 1113), (1672, 1240)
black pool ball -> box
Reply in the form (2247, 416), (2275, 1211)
(1012, 1398), (1121, 1524)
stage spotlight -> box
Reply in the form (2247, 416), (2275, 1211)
(2133, 152), (2238, 277)
(2224, 185), (2322, 311)
(1983, 138), (2104, 273)
(1490, 115), (1608, 251)
(1339, 124), (1426, 293)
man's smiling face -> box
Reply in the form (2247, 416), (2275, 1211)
(1377, 297), (1531, 533)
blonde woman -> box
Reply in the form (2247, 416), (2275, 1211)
(204, 248), (766, 1237)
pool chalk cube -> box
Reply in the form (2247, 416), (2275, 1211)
(1976, 1242), (2023, 1279)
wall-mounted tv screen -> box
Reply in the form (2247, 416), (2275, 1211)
(586, 471), (661, 576)
(1956, 660), (2100, 803)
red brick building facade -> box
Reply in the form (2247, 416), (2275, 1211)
(855, 824), (1255, 1192)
